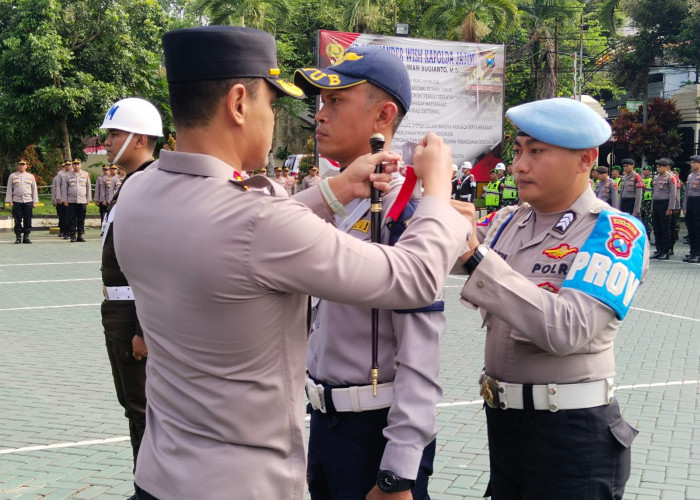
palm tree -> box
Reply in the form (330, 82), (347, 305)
(195, 0), (288, 29)
(423, 0), (518, 43)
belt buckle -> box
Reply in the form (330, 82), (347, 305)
(305, 379), (326, 413)
(479, 372), (501, 409)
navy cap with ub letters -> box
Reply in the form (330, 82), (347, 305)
(162, 26), (304, 99)
(294, 46), (412, 113)
(506, 97), (611, 149)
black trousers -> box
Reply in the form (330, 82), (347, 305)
(687, 196), (700, 256)
(56, 203), (67, 234)
(99, 203), (108, 224)
(652, 199), (671, 253)
(67, 203), (87, 236)
(308, 406), (435, 500)
(102, 300), (147, 466)
(484, 397), (636, 499)
(12, 202), (33, 235)
(619, 197), (635, 215)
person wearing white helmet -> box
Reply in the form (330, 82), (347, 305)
(451, 163), (460, 199)
(458, 161), (477, 202)
(98, 97), (163, 488)
(494, 162), (506, 183)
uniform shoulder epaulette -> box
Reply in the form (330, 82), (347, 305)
(230, 175), (289, 198)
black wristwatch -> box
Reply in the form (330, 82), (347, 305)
(463, 244), (489, 275)
(377, 470), (415, 493)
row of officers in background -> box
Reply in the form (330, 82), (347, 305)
(593, 156), (700, 263)
(451, 161), (518, 214)
(4, 158), (125, 245)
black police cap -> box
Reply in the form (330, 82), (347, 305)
(162, 26), (304, 99)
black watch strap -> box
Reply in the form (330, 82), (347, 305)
(462, 244), (487, 275)
(377, 470), (415, 492)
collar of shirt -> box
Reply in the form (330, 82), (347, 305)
(157, 149), (241, 179)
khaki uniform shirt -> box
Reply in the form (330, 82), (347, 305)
(61, 170), (92, 203)
(619, 172), (644, 214)
(652, 172), (679, 209)
(51, 172), (63, 204)
(685, 171), (700, 210)
(594, 177), (619, 209)
(461, 189), (649, 384)
(308, 180), (444, 479)
(106, 175), (120, 202)
(283, 175), (296, 196)
(113, 150), (468, 500)
(5, 172), (39, 204)
(301, 174), (322, 190)
(272, 175), (287, 191)
(93, 174), (109, 203)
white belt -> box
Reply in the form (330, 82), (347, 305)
(305, 375), (394, 413)
(481, 375), (614, 412)
(103, 285), (135, 301)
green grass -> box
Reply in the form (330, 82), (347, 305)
(2, 194), (101, 216)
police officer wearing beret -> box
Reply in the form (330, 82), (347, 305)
(113, 26), (468, 500)
(295, 45), (445, 500)
(651, 158), (679, 259)
(98, 98), (163, 488)
(619, 158), (644, 218)
(683, 155), (700, 263)
(5, 160), (39, 244)
(594, 165), (620, 209)
(458, 97), (648, 499)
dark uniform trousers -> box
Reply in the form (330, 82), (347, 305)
(56, 203), (68, 235)
(101, 301), (147, 465)
(67, 202), (87, 236)
(687, 196), (700, 257)
(619, 197), (635, 216)
(12, 202), (33, 236)
(308, 405), (435, 500)
(640, 200), (653, 243)
(484, 395), (634, 500)
(652, 199), (671, 254)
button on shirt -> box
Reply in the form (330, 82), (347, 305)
(5, 172), (39, 203)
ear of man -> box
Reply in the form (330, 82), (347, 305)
(227, 82), (250, 126)
(576, 147), (599, 175)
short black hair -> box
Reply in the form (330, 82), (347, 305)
(169, 78), (259, 128)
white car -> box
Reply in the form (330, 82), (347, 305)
(283, 154), (339, 178)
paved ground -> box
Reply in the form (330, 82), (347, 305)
(1, 228), (698, 499)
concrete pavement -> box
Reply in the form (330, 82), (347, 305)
(0, 228), (698, 499)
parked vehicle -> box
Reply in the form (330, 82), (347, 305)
(282, 154), (339, 178)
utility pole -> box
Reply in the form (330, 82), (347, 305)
(578, 12), (584, 100)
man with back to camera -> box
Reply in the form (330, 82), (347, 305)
(456, 97), (648, 499)
(294, 45), (448, 500)
(98, 98), (163, 494)
(112, 26), (469, 500)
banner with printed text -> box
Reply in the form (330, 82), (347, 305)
(318, 30), (505, 181)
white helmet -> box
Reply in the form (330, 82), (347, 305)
(495, 162), (506, 171)
(460, 161), (472, 170)
(451, 163), (458, 172)
(100, 98), (163, 137)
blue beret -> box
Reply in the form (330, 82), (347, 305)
(295, 46), (411, 113)
(506, 97), (611, 149)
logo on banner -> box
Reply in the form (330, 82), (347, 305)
(326, 43), (345, 64)
(607, 215), (642, 258)
(485, 52), (496, 68)
(542, 243), (578, 259)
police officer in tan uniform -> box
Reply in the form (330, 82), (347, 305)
(684, 155), (700, 263)
(61, 159), (91, 242)
(458, 98), (648, 499)
(106, 165), (120, 202)
(5, 160), (39, 244)
(113, 26), (468, 500)
(94, 165), (110, 223)
(619, 158), (644, 218)
(272, 165), (286, 190)
(295, 45), (444, 500)
(301, 165), (321, 190)
(51, 163), (69, 237)
(594, 165), (619, 208)
(282, 165), (296, 195)
(651, 158), (679, 259)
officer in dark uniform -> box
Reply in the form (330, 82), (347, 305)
(684, 155), (700, 263)
(99, 97), (163, 490)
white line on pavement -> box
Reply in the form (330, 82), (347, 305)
(0, 303), (100, 312)
(628, 306), (699, 322)
(2, 380), (697, 456)
(0, 261), (100, 267)
(0, 278), (101, 285)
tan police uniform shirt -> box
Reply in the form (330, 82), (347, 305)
(61, 170), (92, 203)
(105, 175), (120, 202)
(594, 177), (619, 209)
(461, 188), (649, 384)
(308, 180), (444, 479)
(619, 172), (644, 214)
(5, 171), (39, 204)
(113, 149), (468, 500)
(652, 172), (680, 210)
(301, 174), (322, 190)
(93, 174), (109, 203)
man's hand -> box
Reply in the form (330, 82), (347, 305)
(366, 485), (412, 500)
(132, 335), (148, 361)
(412, 133), (452, 200)
(328, 150), (401, 204)
(8, 202), (12, 207)
(450, 200), (479, 262)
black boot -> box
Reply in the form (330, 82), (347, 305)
(22, 234), (31, 244)
(70, 234), (77, 242)
(77, 233), (86, 242)
(15, 233), (21, 244)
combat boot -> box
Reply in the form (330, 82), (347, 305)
(77, 233), (86, 242)
(22, 234), (31, 244)
(15, 233), (21, 244)
(70, 234), (77, 242)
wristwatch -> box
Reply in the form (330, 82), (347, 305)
(377, 470), (415, 493)
(462, 244), (489, 275)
